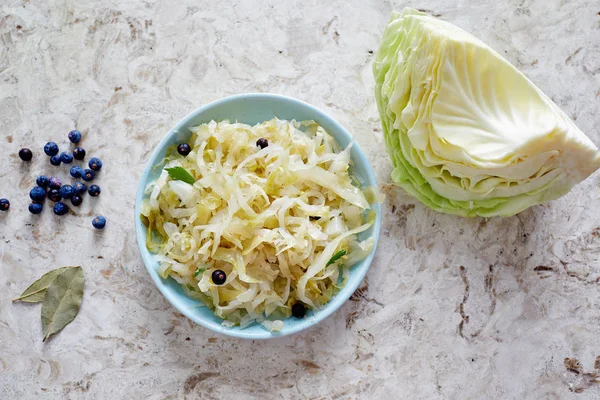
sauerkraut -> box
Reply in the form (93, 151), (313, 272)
(141, 118), (376, 329)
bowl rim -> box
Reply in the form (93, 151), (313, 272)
(134, 93), (382, 339)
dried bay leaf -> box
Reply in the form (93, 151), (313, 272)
(41, 266), (84, 342)
(12, 266), (78, 303)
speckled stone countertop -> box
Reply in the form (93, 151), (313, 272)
(1, 0), (599, 399)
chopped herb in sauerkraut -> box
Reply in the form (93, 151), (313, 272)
(141, 118), (376, 329)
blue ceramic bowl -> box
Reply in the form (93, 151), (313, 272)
(135, 93), (382, 339)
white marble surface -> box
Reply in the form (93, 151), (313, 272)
(1, 0), (600, 398)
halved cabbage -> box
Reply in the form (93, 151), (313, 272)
(374, 8), (600, 217)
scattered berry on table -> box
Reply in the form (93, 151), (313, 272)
(53, 202), (68, 216)
(48, 177), (62, 189)
(82, 169), (95, 181)
(70, 166), (84, 178)
(177, 143), (191, 156)
(92, 216), (106, 229)
(47, 189), (62, 202)
(0, 198), (9, 211)
(60, 152), (73, 164)
(36, 175), (49, 188)
(71, 195), (82, 206)
(59, 185), (74, 199)
(73, 182), (87, 195)
(88, 184), (101, 197)
(211, 270), (227, 285)
(291, 303), (306, 319)
(44, 142), (59, 156)
(29, 186), (46, 202)
(256, 138), (268, 149)
(28, 203), (43, 214)
(88, 157), (102, 171)
(73, 147), (86, 160)
(68, 130), (82, 143)
(19, 148), (33, 161)
(50, 155), (61, 166)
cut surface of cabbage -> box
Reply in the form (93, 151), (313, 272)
(373, 8), (600, 217)
(141, 119), (375, 329)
